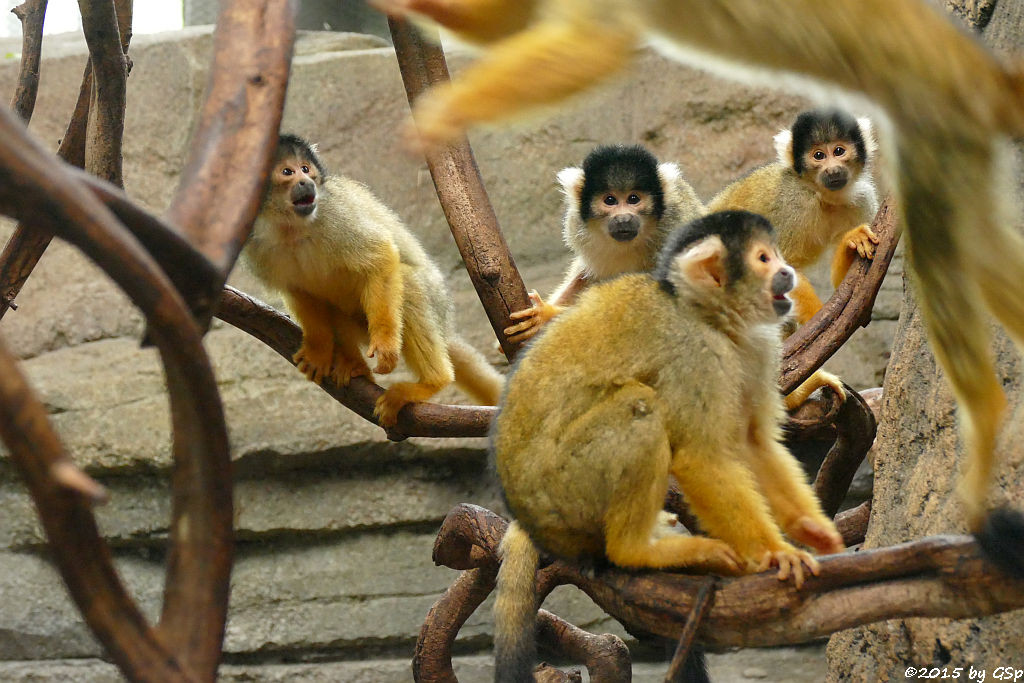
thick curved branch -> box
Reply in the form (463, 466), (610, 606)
(535, 613), (631, 683)
(218, 286), (495, 439)
(78, 0), (130, 187)
(835, 501), (871, 547)
(432, 504), (1024, 651)
(0, 107), (233, 681)
(780, 197), (901, 393)
(388, 18), (532, 360)
(164, 0), (295, 327)
(812, 385), (877, 518)
(9, 0), (48, 123)
(414, 567), (497, 683)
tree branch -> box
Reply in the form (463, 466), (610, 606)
(9, 0), (48, 123)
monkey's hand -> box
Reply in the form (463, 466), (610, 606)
(503, 290), (564, 344)
(755, 544), (820, 589)
(294, 343), (334, 385)
(842, 224), (879, 259)
(368, 341), (401, 375)
(332, 352), (373, 387)
(785, 515), (844, 556)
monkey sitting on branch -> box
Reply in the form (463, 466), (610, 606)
(710, 108), (880, 409)
(373, 0), (1024, 571)
(491, 211), (844, 682)
(243, 134), (503, 426)
(504, 144), (704, 346)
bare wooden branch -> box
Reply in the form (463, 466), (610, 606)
(388, 17), (532, 359)
(0, 107), (233, 681)
(9, 0), (48, 122)
(431, 504), (1024, 654)
(164, 0), (295, 328)
(835, 501), (871, 547)
(812, 385), (877, 518)
(78, 0), (130, 187)
(664, 577), (714, 683)
(780, 198), (901, 393)
(536, 611), (631, 683)
(217, 286), (496, 439)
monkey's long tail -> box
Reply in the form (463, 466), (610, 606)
(449, 336), (505, 406)
(494, 521), (540, 683)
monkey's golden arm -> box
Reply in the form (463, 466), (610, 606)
(745, 428), (844, 557)
(402, 19), (638, 151)
(830, 224), (879, 289)
(283, 289), (337, 385)
(373, 0), (537, 44)
(361, 244), (405, 374)
(670, 450), (818, 588)
(503, 270), (587, 343)
(788, 270), (824, 325)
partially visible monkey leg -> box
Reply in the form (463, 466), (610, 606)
(789, 270), (824, 324)
(373, 309), (455, 427)
(373, 0), (538, 44)
(361, 248), (405, 375)
(671, 450), (817, 587)
(745, 427), (843, 556)
(784, 369), (845, 411)
(284, 290), (337, 385)
(405, 19), (637, 150)
(330, 311), (373, 386)
(830, 223), (879, 288)
(560, 382), (744, 574)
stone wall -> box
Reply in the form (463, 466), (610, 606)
(0, 25), (901, 681)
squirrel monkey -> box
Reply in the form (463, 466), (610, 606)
(377, 0), (1024, 570)
(504, 144), (704, 345)
(491, 211), (844, 681)
(710, 108), (880, 410)
(243, 134), (504, 426)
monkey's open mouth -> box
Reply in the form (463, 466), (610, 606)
(292, 195), (316, 216)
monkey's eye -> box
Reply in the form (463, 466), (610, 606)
(603, 195), (617, 206)
(759, 252), (770, 263)
(301, 165), (310, 174)
(627, 194), (641, 204)
(833, 146), (846, 157)
(813, 150), (826, 161)
(282, 167), (294, 176)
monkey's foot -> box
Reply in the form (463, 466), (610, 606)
(332, 354), (373, 386)
(755, 545), (820, 589)
(504, 290), (562, 344)
(684, 538), (745, 575)
(294, 344), (334, 385)
(786, 515), (844, 555)
(843, 224), (879, 259)
(368, 341), (401, 375)
(374, 381), (446, 427)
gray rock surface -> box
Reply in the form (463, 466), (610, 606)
(0, 23), (904, 681)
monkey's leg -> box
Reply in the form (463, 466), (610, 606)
(830, 224), (879, 288)
(671, 452), (818, 587)
(361, 247), (405, 375)
(789, 271), (823, 325)
(284, 290), (337, 385)
(373, 0), (538, 44)
(330, 312), (373, 386)
(374, 310), (455, 427)
(784, 369), (845, 411)
(407, 19), (637, 150)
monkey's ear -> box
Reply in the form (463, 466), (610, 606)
(309, 142), (320, 153)
(657, 162), (682, 189)
(856, 117), (879, 163)
(677, 235), (727, 289)
(773, 128), (794, 167)
(556, 167), (585, 201)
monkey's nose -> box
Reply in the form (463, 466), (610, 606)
(771, 266), (796, 296)
(608, 215), (639, 242)
(822, 170), (848, 191)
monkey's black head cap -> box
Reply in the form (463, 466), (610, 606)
(790, 108), (866, 175)
(277, 133), (328, 178)
(655, 211), (775, 294)
(579, 144), (664, 221)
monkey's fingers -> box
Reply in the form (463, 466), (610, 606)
(756, 548), (820, 589)
(369, 346), (401, 375)
(294, 346), (333, 385)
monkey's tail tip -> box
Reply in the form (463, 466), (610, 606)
(974, 507), (1024, 578)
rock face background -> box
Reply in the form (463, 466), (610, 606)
(826, 2), (1024, 680)
(0, 14), (919, 682)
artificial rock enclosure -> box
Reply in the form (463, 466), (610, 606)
(0, 1), (1022, 681)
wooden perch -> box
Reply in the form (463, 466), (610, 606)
(422, 503), (1024, 676)
(9, 0), (48, 123)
